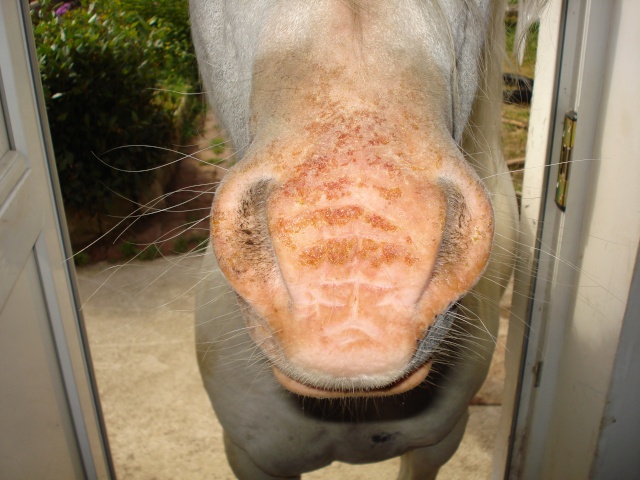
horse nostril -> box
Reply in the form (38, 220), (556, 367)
(235, 179), (273, 249)
(211, 176), (280, 285)
(433, 181), (471, 277)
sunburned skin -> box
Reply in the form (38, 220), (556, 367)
(211, 63), (495, 394)
(191, 0), (519, 477)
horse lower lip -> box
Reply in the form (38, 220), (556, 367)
(271, 363), (433, 399)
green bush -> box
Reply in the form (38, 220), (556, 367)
(31, 0), (200, 215)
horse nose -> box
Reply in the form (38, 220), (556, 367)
(210, 126), (494, 391)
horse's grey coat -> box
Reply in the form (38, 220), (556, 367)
(191, 0), (519, 478)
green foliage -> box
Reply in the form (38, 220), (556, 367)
(111, 0), (192, 48)
(209, 137), (226, 156)
(172, 237), (189, 254)
(119, 240), (140, 258)
(73, 251), (91, 266)
(31, 0), (199, 215)
(138, 243), (161, 260)
(172, 235), (208, 254)
(504, 14), (539, 78)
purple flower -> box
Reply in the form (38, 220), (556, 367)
(55, 2), (71, 16)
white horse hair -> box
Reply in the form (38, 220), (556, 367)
(189, 0), (530, 478)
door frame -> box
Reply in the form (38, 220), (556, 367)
(495, 0), (640, 478)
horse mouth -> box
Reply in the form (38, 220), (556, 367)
(264, 307), (457, 398)
(272, 362), (434, 399)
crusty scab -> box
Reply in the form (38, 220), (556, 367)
(230, 180), (470, 277)
(373, 185), (402, 200)
(299, 238), (418, 269)
(274, 206), (397, 238)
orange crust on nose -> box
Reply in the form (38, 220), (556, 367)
(274, 206), (398, 235)
(298, 238), (418, 268)
(210, 93), (494, 393)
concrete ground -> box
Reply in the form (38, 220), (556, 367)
(77, 254), (509, 480)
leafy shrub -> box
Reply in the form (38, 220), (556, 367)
(31, 0), (200, 216)
(112, 0), (192, 48)
(73, 251), (91, 266)
(172, 234), (208, 254)
(119, 240), (140, 259)
(138, 243), (161, 260)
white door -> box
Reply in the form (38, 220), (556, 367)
(495, 0), (640, 478)
(0, 2), (112, 478)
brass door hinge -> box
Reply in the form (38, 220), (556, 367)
(555, 111), (578, 210)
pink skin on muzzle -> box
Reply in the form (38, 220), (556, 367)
(210, 6), (495, 397)
(211, 92), (494, 397)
